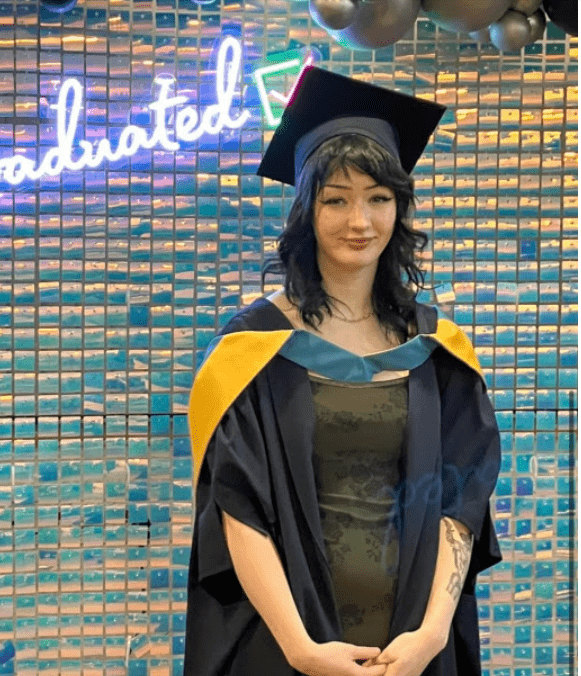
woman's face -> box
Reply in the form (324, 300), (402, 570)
(312, 165), (397, 277)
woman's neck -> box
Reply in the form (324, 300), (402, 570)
(319, 264), (377, 318)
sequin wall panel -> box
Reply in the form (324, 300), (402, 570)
(0, 0), (577, 674)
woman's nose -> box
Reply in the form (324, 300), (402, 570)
(347, 202), (372, 229)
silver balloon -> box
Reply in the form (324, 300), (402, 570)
(330, 0), (421, 49)
(527, 8), (546, 41)
(489, 9), (531, 50)
(421, 0), (511, 32)
(469, 27), (492, 41)
(511, 0), (542, 15)
(310, 0), (359, 30)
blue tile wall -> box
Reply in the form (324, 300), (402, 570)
(0, 0), (576, 674)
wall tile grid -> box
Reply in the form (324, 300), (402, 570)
(0, 0), (576, 674)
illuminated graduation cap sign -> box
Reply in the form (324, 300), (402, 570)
(0, 37), (310, 186)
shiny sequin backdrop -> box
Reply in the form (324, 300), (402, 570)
(0, 1), (577, 674)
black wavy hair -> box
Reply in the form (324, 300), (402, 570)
(262, 133), (429, 339)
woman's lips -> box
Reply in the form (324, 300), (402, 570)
(344, 238), (373, 248)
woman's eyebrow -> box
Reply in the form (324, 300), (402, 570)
(323, 183), (383, 190)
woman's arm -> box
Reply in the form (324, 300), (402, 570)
(419, 515), (474, 647)
(222, 511), (387, 676)
(363, 516), (474, 673)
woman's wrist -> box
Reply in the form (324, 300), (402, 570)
(417, 622), (448, 655)
(283, 634), (318, 671)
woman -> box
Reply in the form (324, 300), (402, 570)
(184, 66), (502, 676)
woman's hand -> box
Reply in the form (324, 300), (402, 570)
(290, 640), (388, 676)
(362, 628), (445, 676)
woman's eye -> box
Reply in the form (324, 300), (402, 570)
(321, 195), (392, 205)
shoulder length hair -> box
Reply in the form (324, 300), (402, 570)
(262, 133), (428, 339)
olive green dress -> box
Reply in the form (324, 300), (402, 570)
(309, 372), (408, 648)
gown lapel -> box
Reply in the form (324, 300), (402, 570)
(389, 354), (441, 638)
(266, 354), (332, 570)
(388, 303), (441, 640)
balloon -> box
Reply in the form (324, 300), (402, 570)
(310, 0), (359, 30)
(40, 0), (77, 11)
(528, 8), (547, 40)
(421, 0), (511, 32)
(511, 0), (542, 15)
(330, 0), (421, 50)
(469, 27), (492, 41)
(542, 0), (578, 36)
(489, 9), (531, 50)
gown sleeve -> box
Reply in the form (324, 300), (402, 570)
(193, 376), (277, 603)
(436, 350), (503, 583)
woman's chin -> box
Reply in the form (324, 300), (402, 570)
(331, 250), (381, 273)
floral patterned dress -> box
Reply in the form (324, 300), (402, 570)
(309, 373), (408, 648)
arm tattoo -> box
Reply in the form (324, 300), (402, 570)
(443, 518), (473, 602)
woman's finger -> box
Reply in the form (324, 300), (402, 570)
(356, 664), (386, 676)
(350, 645), (381, 661)
(375, 650), (398, 666)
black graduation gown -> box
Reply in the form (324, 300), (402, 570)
(183, 299), (502, 676)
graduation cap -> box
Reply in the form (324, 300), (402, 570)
(257, 65), (446, 187)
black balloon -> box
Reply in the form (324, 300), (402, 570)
(489, 9), (532, 50)
(40, 0), (78, 12)
(310, 0), (359, 30)
(542, 0), (578, 36)
(528, 8), (547, 40)
(422, 0), (511, 32)
(511, 0), (542, 16)
(331, 0), (421, 49)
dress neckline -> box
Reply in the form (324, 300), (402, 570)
(263, 297), (411, 358)
(308, 372), (409, 388)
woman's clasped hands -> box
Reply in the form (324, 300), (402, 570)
(289, 640), (387, 676)
(361, 628), (445, 676)
(290, 626), (444, 676)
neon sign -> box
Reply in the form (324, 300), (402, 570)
(1, 36), (252, 186)
(0, 38), (313, 186)
(253, 52), (314, 127)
